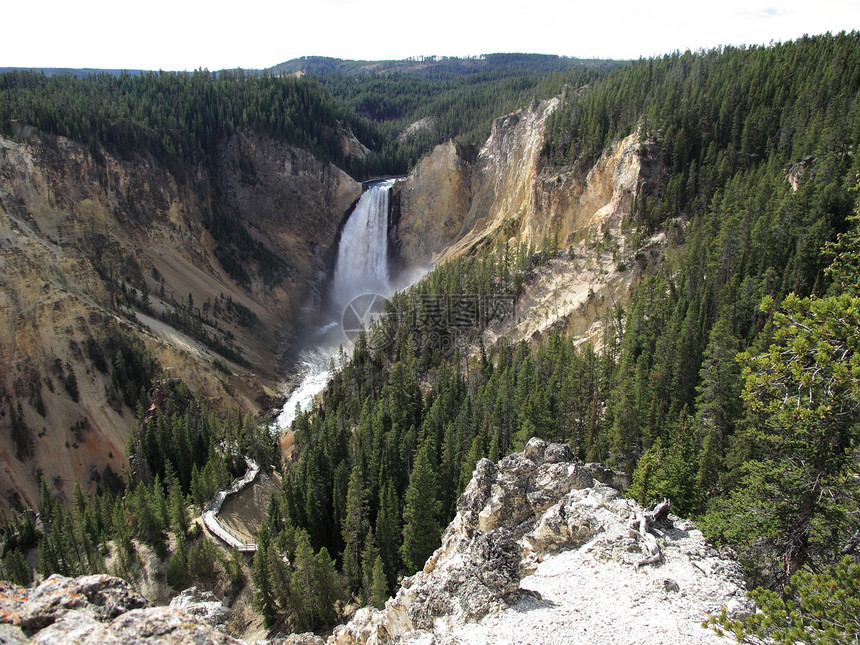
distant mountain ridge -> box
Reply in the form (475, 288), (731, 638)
(267, 53), (624, 78)
(0, 53), (623, 80)
(0, 67), (147, 77)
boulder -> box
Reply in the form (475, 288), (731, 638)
(168, 587), (234, 632)
(0, 575), (242, 645)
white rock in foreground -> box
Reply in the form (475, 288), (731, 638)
(331, 438), (751, 645)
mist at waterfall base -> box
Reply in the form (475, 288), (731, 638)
(275, 180), (427, 432)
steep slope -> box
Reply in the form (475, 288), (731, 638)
(394, 97), (641, 259)
(392, 96), (662, 348)
(332, 439), (749, 645)
(0, 130), (360, 509)
(393, 98), (558, 264)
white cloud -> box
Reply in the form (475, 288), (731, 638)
(1, 0), (857, 70)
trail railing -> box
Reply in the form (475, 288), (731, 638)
(201, 457), (259, 552)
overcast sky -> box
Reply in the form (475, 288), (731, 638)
(2, 0), (857, 71)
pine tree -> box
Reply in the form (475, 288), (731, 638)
(312, 547), (342, 629)
(227, 546), (246, 593)
(188, 537), (218, 583)
(628, 415), (704, 517)
(130, 482), (163, 552)
(694, 316), (742, 492)
(167, 477), (190, 539)
(707, 557), (860, 643)
(707, 287), (860, 585)
(190, 463), (206, 510)
(458, 435), (484, 493)
(751, 293), (858, 577)
(360, 530), (380, 600)
(368, 555), (389, 609)
(340, 465), (368, 593)
(400, 439), (441, 572)
(2, 548), (32, 586)
(290, 530), (317, 632)
(375, 480), (400, 589)
(825, 196), (860, 296)
(252, 522), (278, 626)
(166, 535), (189, 589)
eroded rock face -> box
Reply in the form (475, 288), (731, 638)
(0, 574), (147, 633)
(0, 575), (244, 644)
(393, 97), (654, 274)
(216, 132), (362, 310)
(391, 101), (660, 364)
(0, 129), (359, 511)
(393, 99), (556, 266)
(392, 141), (472, 265)
(330, 438), (751, 645)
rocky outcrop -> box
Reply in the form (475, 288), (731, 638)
(0, 574), (243, 644)
(0, 574), (335, 645)
(392, 141), (472, 267)
(785, 154), (814, 191)
(393, 99), (668, 356)
(253, 634), (326, 645)
(0, 441), (751, 645)
(331, 438), (751, 645)
(393, 99), (556, 265)
(530, 130), (658, 248)
(391, 99), (661, 359)
(396, 117), (435, 143)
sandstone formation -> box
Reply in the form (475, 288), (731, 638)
(392, 140), (473, 267)
(392, 98), (664, 354)
(330, 438), (751, 645)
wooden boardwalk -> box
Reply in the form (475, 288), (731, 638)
(202, 458), (259, 552)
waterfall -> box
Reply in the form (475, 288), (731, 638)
(331, 179), (395, 309)
(276, 179), (396, 431)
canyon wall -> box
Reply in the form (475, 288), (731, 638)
(393, 97), (659, 267)
(392, 97), (664, 350)
(0, 131), (360, 509)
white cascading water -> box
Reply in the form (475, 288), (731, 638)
(331, 179), (394, 308)
(276, 179), (395, 431)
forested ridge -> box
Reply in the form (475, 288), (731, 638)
(268, 53), (617, 78)
(0, 69), (387, 178)
(275, 53), (619, 169)
(0, 55), (607, 178)
(0, 33), (859, 641)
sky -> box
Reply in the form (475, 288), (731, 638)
(2, 0), (858, 71)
